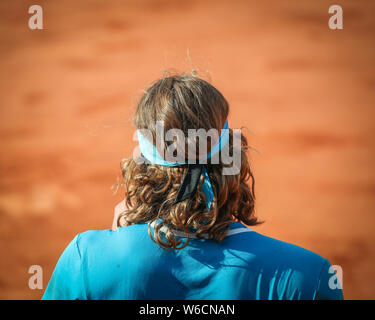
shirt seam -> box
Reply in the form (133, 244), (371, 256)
(313, 258), (329, 300)
(75, 233), (88, 300)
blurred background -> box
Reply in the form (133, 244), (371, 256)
(0, 0), (374, 299)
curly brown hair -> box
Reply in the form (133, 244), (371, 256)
(117, 72), (261, 250)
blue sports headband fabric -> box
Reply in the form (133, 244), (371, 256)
(136, 120), (229, 209)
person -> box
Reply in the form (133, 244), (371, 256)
(42, 73), (343, 300)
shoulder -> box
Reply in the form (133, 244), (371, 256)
(73, 223), (153, 255)
(228, 229), (329, 280)
(243, 229), (327, 263)
(266, 231), (327, 268)
(232, 230), (342, 299)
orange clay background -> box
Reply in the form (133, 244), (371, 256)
(0, 0), (374, 300)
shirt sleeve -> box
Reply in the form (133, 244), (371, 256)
(42, 234), (87, 300)
(314, 259), (344, 300)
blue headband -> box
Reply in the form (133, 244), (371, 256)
(137, 120), (229, 209)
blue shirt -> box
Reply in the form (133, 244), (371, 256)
(42, 222), (343, 300)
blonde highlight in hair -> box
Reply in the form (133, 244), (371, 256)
(118, 72), (262, 250)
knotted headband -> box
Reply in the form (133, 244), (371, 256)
(137, 120), (229, 209)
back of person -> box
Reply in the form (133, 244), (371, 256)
(42, 73), (343, 300)
(43, 222), (342, 300)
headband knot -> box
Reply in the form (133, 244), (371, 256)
(137, 120), (229, 209)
